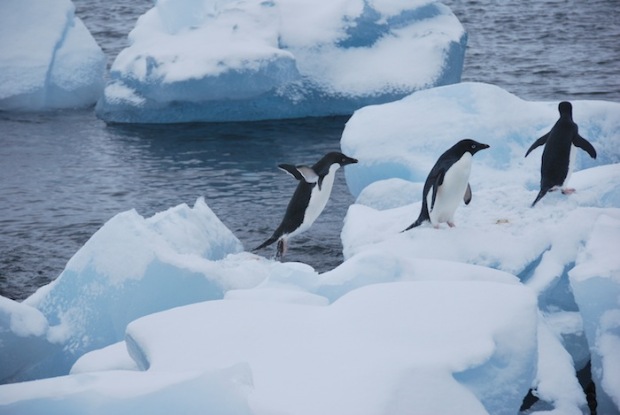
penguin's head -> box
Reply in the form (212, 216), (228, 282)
(337, 152), (358, 167)
(457, 139), (490, 156)
(558, 101), (573, 118)
(313, 152), (358, 175)
(324, 152), (358, 167)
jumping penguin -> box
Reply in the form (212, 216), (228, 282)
(254, 151), (358, 260)
(404, 139), (490, 230)
(525, 101), (597, 207)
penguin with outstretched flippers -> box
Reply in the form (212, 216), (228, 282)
(525, 101), (597, 207)
(254, 152), (358, 260)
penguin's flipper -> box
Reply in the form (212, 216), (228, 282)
(574, 135), (597, 159)
(278, 164), (304, 180)
(525, 133), (549, 157)
(430, 170), (446, 211)
(296, 166), (319, 183)
(464, 183), (472, 205)
(278, 164), (319, 183)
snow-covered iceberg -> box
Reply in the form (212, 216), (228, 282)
(95, 0), (466, 123)
(0, 198), (253, 382)
(339, 81), (620, 413)
(1, 279), (538, 415)
(341, 82), (620, 198)
(0, 0), (106, 111)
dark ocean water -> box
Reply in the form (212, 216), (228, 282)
(1, 0), (619, 300)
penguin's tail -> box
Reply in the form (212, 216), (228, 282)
(531, 187), (550, 207)
(402, 212), (428, 232)
(253, 233), (281, 252)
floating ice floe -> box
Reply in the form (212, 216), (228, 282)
(95, 0), (466, 123)
(0, 0), (106, 110)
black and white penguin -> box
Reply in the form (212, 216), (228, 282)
(525, 101), (597, 207)
(404, 139), (490, 230)
(254, 151), (358, 259)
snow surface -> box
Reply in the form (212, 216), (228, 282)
(95, 0), (466, 123)
(1, 82), (619, 414)
(0, 0), (106, 110)
(339, 81), (620, 414)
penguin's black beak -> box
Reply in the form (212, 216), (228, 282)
(474, 143), (490, 154)
(341, 155), (358, 166)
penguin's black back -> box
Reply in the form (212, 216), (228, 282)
(539, 105), (577, 190)
(254, 181), (314, 250)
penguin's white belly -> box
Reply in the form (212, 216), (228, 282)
(428, 154), (471, 225)
(561, 144), (577, 188)
(288, 166), (338, 239)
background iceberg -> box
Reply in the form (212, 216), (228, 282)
(0, 0), (106, 111)
(95, 0), (466, 123)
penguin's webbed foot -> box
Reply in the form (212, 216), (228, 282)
(447, 221), (456, 228)
(561, 188), (576, 195)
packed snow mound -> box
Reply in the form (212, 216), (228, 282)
(0, 281), (538, 415)
(0, 198), (261, 383)
(341, 82), (620, 197)
(95, 0), (466, 123)
(0, 365), (253, 415)
(0, 0), (106, 111)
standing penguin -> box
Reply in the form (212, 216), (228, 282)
(525, 101), (597, 207)
(404, 139), (490, 230)
(254, 151), (358, 259)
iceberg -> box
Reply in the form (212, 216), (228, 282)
(338, 81), (620, 413)
(341, 82), (620, 198)
(0, 198), (252, 382)
(2, 82), (620, 413)
(0, 0), (106, 111)
(1, 281), (538, 415)
(95, 0), (466, 123)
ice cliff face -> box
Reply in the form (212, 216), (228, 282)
(95, 0), (466, 123)
(0, 0), (106, 110)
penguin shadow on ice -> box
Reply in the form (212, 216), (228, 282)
(403, 139), (490, 231)
(253, 151), (358, 260)
(525, 101), (597, 207)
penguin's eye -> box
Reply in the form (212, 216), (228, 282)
(471, 144), (476, 149)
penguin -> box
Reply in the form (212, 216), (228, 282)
(404, 139), (490, 230)
(254, 151), (358, 260)
(525, 101), (597, 207)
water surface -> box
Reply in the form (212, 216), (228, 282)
(1, 0), (618, 300)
